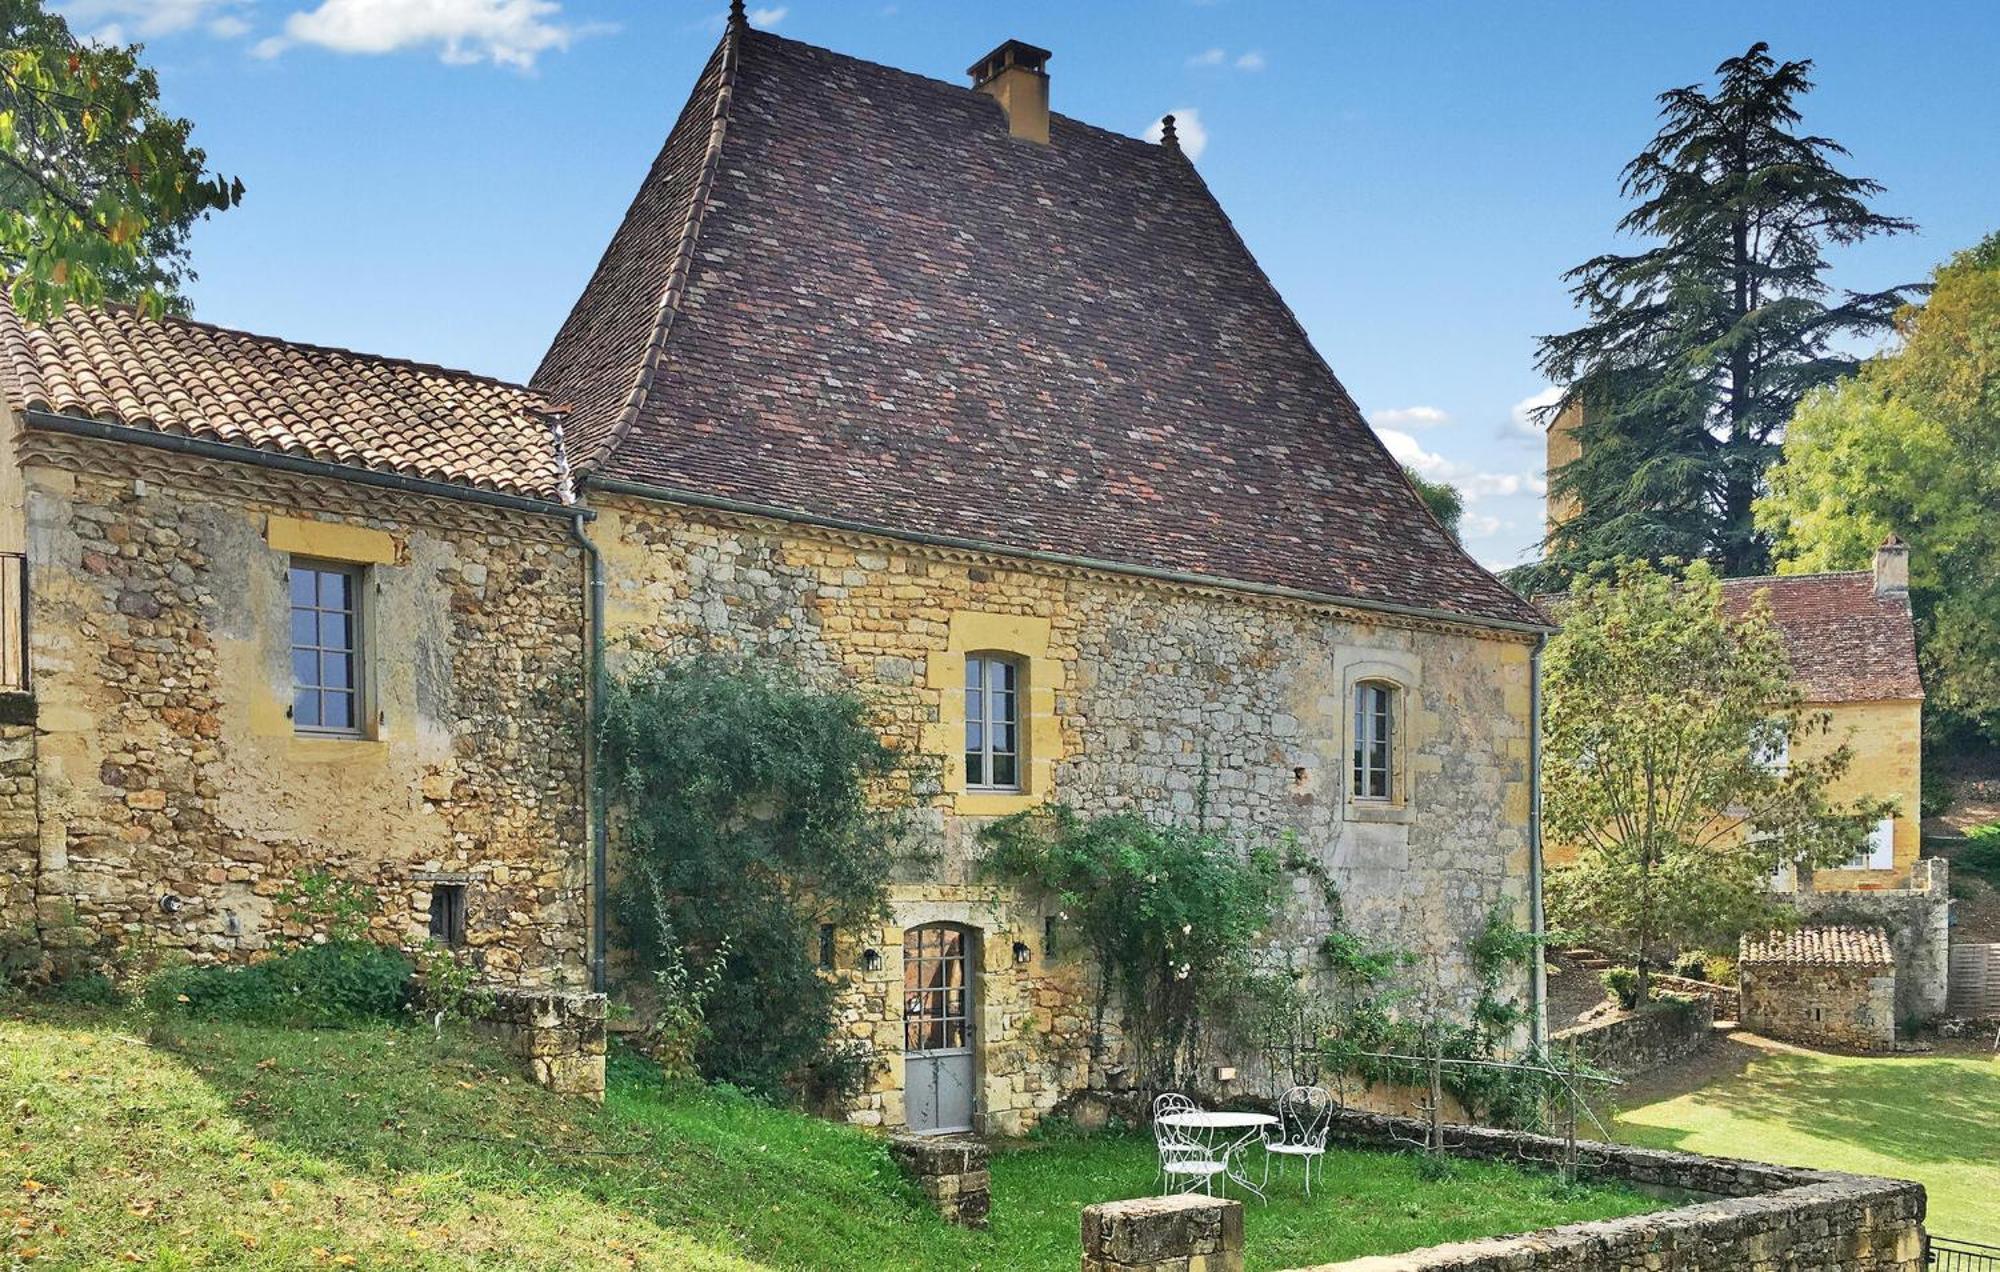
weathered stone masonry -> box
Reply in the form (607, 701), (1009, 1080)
(592, 494), (1538, 1133)
(5, 432), (590, 988)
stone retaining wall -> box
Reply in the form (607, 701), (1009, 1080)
(1551, 994), (1713, 1077)
(1291, 1111), (1925, 1271)
(1082, 1194), (1244, 1272)
(475, 990), (607, 1100)
(1650, 973), (1740, 1019)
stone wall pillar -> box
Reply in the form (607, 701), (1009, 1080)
(888, 1133), (990, 1228)
(0, 721), (39, 940)
(1081, 1195), (1244, 1272)
(475, 990), (607, 1100)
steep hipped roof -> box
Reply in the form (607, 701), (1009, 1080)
(533, 27), (1544, 629)
(0, 302), (565, 501)
(1720, 573), (1923, 704)
(1740, 925), (1893, 968)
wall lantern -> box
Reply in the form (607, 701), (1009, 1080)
(1012, 940), (1032, 966)
(861, 947), (883, 973)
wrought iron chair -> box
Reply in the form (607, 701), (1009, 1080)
(1152, 1092), (1227, 1196)
(1261, 1085), (1334, 1196)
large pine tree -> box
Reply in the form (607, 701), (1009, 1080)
(1531, 43), (1915, 585)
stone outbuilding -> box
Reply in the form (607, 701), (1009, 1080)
(1739, 926), (1897, 1050)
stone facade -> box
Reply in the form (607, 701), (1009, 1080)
(3, 431), (590, 988)
(1794, 858), (1952, 1025)
(592, 494), (1538, 1133)
(1293, 1112), (1926, 1271)
(1741, 960), (1897, 1050)
(1552, 994), (1714, 1077)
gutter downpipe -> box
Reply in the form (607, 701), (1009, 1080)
(569, 508), (609, 994)
(1528, 631), (1549, 1054)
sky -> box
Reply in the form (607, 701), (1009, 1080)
(57, 0), (2000, 572)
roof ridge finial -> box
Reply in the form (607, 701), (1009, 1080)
(728, 0), (747, 30)
(1159, 113), (1180, 153)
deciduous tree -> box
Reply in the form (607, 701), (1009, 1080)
(1542, 559), (1889, 1002)
(0, 0), (242, 318)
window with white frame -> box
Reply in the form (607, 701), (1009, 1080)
(290, 561), (362, 735)
(1752, 725), (1790, 773)
(1842, 816), (1896, 871)
(1352, 680), (1397, 801)
(964, 654), (1021, 791)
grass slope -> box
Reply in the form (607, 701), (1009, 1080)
(2, 1010), (1652, 1269)
(1612, 1037), (2000, 1243)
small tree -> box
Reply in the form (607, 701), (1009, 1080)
(1, 0), (244, 319)
(601, 654), (908, 1100)
(1402, 465), (1464, 542)
(978, 806), (1285, 1093)
(1542, 559), (1890, 1002)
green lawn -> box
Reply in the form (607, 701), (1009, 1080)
(0, 1009), (1654, 1269)
(1611, 1037), (2000, 1243)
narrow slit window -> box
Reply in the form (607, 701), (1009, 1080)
(1352, 681), (1397, 801)
(819, 923), (837, 971)
(965, 654), (1021, 791)
(428, 883), (467, 948)
(290, 562), (362, 735)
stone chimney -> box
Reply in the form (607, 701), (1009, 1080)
(1874, 534), (1910, 597)
(968, 40), (1052, 144)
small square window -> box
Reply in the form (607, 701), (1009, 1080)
(428, 883), (467, 947)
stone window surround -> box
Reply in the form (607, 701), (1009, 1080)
(1340, 654), (1419, 824)
(263, 515), (398, 748)
(925, 611), (1064, 816)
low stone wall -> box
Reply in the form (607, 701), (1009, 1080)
(1552, 994), (1713, 1077)
(1651, 974), (1740, 1020)
(1082, 1194), (1243, 1272)
(1289, 1111), (1925, 1271)
(888, 1134), (990, 1228)
(475, 990), (607, 1100)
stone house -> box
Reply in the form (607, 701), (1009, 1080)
(0, 12), (1548, 1134)
(1739, 925), (1898, 1049)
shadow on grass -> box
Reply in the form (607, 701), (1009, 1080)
(1611, 1038), (2000, 1169)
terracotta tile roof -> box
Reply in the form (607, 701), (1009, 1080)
(1740, 925), (1894, 968)
(1720, 572), (1922, 703)
(533, 28), (1544, 629)
(0, 302), (566, 502)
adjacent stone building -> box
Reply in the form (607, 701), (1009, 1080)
(0, 10), (1549, 1134)
(1739, 926), (1898, 1050)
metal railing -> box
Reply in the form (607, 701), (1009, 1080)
(1932, 1237), (2000, 1271)
(0, 552), (23, 693)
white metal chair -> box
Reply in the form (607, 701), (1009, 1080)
(1152, 1092), (1227, 1196)
(1261, 1085), (1334, 1196)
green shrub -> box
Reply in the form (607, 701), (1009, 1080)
(1601, 966), (1640, 1010)
(145, 941), (412, 1025)
(602, 653), (909, 1101)
(1961, 822), (2000, 888)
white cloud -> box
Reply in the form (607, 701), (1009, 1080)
(748, 5), (786, 27)
(258, 0), (585, 69)
(1507, 385), (1562, 438)
(1233, 50), (1265, 71)
(1463, 513), (1504, 539)
(1144, 107), (1208, 160)
(57, 0), (251, 41)
(1371, 424), (1544, 505)
(1185, 47), (1225, 67)
(1370, 405), (1449, 429)
(1186, 46), (1265, 72)
(1374, 427), (1447, 477)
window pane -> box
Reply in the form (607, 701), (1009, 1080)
(989, 659), (1015, 695)
(292, 649), (319, 689)
(322, 692), (354, 731)
(994, 721), (1016, 756)
(992, 752), (1017, 788)
(294, 688), (320, 728)
(965, 657), (983, 690)
(966, 751), (984, 786)
(291, 608), (317, 647)
(318, 570), (350, 609)
(289, 568), (316, 606)
(321, 650), (352, 690)
(319, 611), (352, 651)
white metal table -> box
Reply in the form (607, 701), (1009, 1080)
(1159, 1110), (1278, 1200)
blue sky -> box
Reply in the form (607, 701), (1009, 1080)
(60, 0), (2000, 571)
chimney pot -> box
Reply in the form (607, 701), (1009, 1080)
(1874, 534), (1910, 597)
(969, 39), (1052, 144)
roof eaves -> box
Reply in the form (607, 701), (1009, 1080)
(577, 22), (745, 476)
